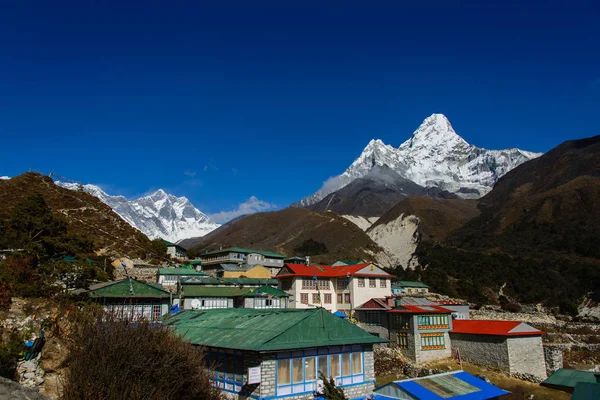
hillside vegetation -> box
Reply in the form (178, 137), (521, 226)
(185, 207), (382, 264)
(0, 173), (152, 256)
(415, 136), (600, 312)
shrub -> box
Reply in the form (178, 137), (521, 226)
(62, 308), (223, 400)
(0, 332), (25, 379)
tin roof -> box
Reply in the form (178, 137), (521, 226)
(392, 281), (429, 288)
(541, 368), (600, 389)
(572, 382), (600, 399)
(181, 277), (278, 286)
(356, 298), (391, 310)
(165, 308), (387, 351)
(88, 279), (171, 299)
(157, 268), (207, 276)
(201, 246), (284, 258)
(389, 305), (454, 314)
(374, 370), (509, 399)
(182, 285), (289, 298)
(451, 320), (545, 337)
(276, 263), (393, 279)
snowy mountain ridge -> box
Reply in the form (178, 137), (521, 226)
(296, 114), (542, 206)
(56, 182), (220, 242)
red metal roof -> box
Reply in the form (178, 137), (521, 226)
(275, 263), (393, 278)
(388, 305), (454, 314)
(451, 320), (545, 336)
(355, 298), (391, 310)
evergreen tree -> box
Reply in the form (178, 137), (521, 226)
(319, 373), (348, 400)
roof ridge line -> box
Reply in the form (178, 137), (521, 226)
(258, 308), (321, 350)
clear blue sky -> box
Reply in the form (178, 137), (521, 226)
(1, 1), (598, 219)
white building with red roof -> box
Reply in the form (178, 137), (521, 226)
(275, 263), (393, 314)
(450, 320), (547, 379)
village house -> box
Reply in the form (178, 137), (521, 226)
(156, 267), (207, 287)
(165, 308), (387, 399)
(164, 240), (187, 259)
(450, 320), (547, 380)
(275, 263), (393, 315)
(87, 278), (171, 322)
(373, 370), (510, 399)
(181, 284), (290, 310)
(284, 256), (307, 264)
(391, 281), (429, 295)
(199, 247), (285, 275)
(200, 263), (272, 279)
(355, 297), (454, 363)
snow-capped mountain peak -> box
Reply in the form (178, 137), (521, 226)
(295, 114), (543, 206)
(56, 182), (219, 242)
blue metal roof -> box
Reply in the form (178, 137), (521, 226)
(374, 370), (509, 400)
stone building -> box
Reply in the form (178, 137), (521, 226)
(354, 297), (454, 364)
(156, 267), (207, 288)
(450, 320), (547, 380)
(391, 281), (429, 295)
(87, 278), (171, 321)
(166, 308), (386, 399)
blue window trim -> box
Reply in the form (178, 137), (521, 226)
(262, 379), (375, 400)
(275, 347), (365, 396)
(205, 350), (246, 390)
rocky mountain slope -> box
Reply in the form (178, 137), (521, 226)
(366, 197), (479, 268)
(182, 208), (383, 264)
(306, 165), (457, 217)
(0, 173), (153, 256)
(56, 183), (219, 242)
(296, 114), (541, 207)
(416, 135), (600, 311)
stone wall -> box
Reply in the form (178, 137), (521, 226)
(507, 336), (547, 380)
(450, 333), (510, 372)
(543, 345), (563, 376)
(414, 332), (452, 364)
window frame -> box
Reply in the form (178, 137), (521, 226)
(275, 347), (364, 396)
(300, 293), (308, 304)
(369, 278), (376, 288)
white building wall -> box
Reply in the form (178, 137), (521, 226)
(350, 277), (392, 310)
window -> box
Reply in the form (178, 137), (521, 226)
(312, 293), (320, 304)
(363, 311), (381, 326)
(255, 297), (281, 309)
(324, 294), (332, 304)
(397, 333), (408, 349)
(421, 333), (445, 350)
(357, 278), (365, 287)
(337, 294), (343, 303)
(275, 348), (364, 395)
(204, 350), (245, 393)
(344, 293), (350, 304)
(391, 314), (411, 330)
(196, 297), (228, 309)
(302, 279), (316, 289)
(380, 278), (387, 288)
(301, 293), (308, 304)
(337, 278), (348, 290)
(318, 279), (329, 290)
(369, 278), (376, 288)
(417, 314), (449, 329)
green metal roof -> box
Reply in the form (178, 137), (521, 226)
(157, 268), (207, 276)
(202, 246), (284, 258)
(88, 279), (171, 299)
(393, 281), (430, 288)
(181, 277), (278, 286)
(182, 285), (289, 298)
(542, 369), (599, 389)
(166, 308), (387, 351)
(572, 383), (600, 399)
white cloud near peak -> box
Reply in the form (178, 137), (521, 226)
(209, 196), (277, 224)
